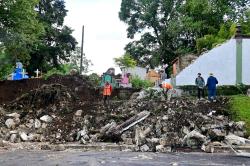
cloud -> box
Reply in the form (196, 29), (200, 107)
(64, 0), (130, 74)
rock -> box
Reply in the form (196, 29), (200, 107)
(34, 119), (41, 129)
(76, 127), (89, 141)
(41, 144), (51, 150)
(5, 119), (15, 129)
(80, 138), (87, 144)
(6, 113), (20, 119)
(75, 110), (83, 116)
(159, 138), (168, 146)
(247, 89), (250, 97)
(41, 123), (47, 129)
(156, 145), (171, 153)
(235, 121), (245, 130)
(208, 129), (226, 141)
(123, 138), (133, 145)
(40, 115), (52, 123)
(201, 144), (214, 153)
(183, 130), (206, 148)
(19, 132), (28, 141)
(233, 131), (245, 137)
(9, 134), (18, 143)
(0, 139), (4, 147)
(53, 144), (65, 151)
(140, 144), (150, 152)
(225, 134), (250, 145)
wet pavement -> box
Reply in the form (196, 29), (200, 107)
(0, 150), (249, 166)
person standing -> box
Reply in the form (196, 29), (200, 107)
(195, 73), (205, 100)
(103, 81), (112, 105)
(206, 73), (218, 102)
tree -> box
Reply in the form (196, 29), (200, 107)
(69, 47), (92, 74)
(119, 0), (249, 68)
(114, 53), (137, 68)
(0, 0), (44, 63)
(27, 0), (77, 74)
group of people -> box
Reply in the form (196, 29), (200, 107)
(195, 73), (218, 101)
(102, 72), (218, 105)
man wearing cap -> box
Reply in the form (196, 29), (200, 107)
(195, 73), (205, 100)
(206, 73), (218, 102)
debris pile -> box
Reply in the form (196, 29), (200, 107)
(0, 84), (249, 153)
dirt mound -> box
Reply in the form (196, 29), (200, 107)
(0, 75), (99, 104)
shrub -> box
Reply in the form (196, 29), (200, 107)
(130, 76), (154, 89)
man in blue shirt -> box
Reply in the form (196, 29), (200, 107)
(206, 73), (218, 102)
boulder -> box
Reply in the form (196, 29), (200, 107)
(140, 144), (150, 152)
(40, 115), (52, 123)
(19, 132), (28, 141)
(225, 134), (250, 145)
(5, 119), (15, 129)
(183, 130), (206, 148)
(156, 145), (172, 153)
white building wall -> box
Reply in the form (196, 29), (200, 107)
(243, 39), (250, 85)
(122, 67), (147, 80)
(176, 39), (237, 85)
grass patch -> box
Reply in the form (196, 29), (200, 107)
(229, 95), (250, 136)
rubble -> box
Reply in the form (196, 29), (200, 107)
(0, 81), (249, 153)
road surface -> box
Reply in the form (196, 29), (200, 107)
(0, 150), (249, 166)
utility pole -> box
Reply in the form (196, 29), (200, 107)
(80, 25), (84, 74)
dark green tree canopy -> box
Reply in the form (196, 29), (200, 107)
(119, 0), (249, 68)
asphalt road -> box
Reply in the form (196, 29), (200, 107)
(0, 150), (249, 166)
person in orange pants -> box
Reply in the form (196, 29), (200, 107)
(160, 82), (173, 93)
(103, 81), (112, 105)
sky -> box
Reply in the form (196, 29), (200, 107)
(64, 0), (129, 75)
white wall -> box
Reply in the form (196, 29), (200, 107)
(122, 67), (147, 80)
(176, 39), (237, 85)
(243, 39), (250, 85)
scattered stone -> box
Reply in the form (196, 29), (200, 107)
(75, 110), (83, 116)
(6, 113), (20, 119)
(5, 119), (15, 129)
(34, 119), (41, 129)
(40, 115), (52, 123)
(156, 145), (171, 153)
(10, 134), (18, 143)
(247, 89), (250, 97)
(140, 144), (150, 152)
(183, 130), (206, 148)
(208, 129), (226, 141)
(225, 134), (250, 145)
(19, 132), (28, 141)
(201, 144), (214, 153)
(41, 144), (51, 150)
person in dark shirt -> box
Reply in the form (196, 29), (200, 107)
(195, 73), (205, 100)
(206, 73), (218, 102)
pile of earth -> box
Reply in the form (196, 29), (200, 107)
(0, 85), (249, 153)
(0, 74), (100, 104)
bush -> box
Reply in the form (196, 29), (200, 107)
(178, 85), (250, 96)
(43, 64), (78, 79)
(130, 76), (154, 89)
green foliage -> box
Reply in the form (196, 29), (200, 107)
(43, 64), (76, 79)
(88, 73), (101, 87)
(178, 85), (250, 96)
(0, 0), (44, 63)
(119, 0), (248, 67)
(114, 53), (137, 68)
(27, 0), (77, 75)
(196, 23), (236, 53)
(0, 49), (14, 80)
(229, 95), (250, 136)
(130, 76), (153, 89)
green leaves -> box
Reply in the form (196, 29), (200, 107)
(119, 0), (249, 68)
(114, 53), (137, 68)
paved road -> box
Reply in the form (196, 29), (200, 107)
(0, 150), (249, 166)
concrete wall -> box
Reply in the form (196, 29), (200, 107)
(176, 39), (237, 85)
(243, 39), (250, 85)
(122, 67), (147, 80)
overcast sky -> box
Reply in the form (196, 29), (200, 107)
(64, 0), (129, 75)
